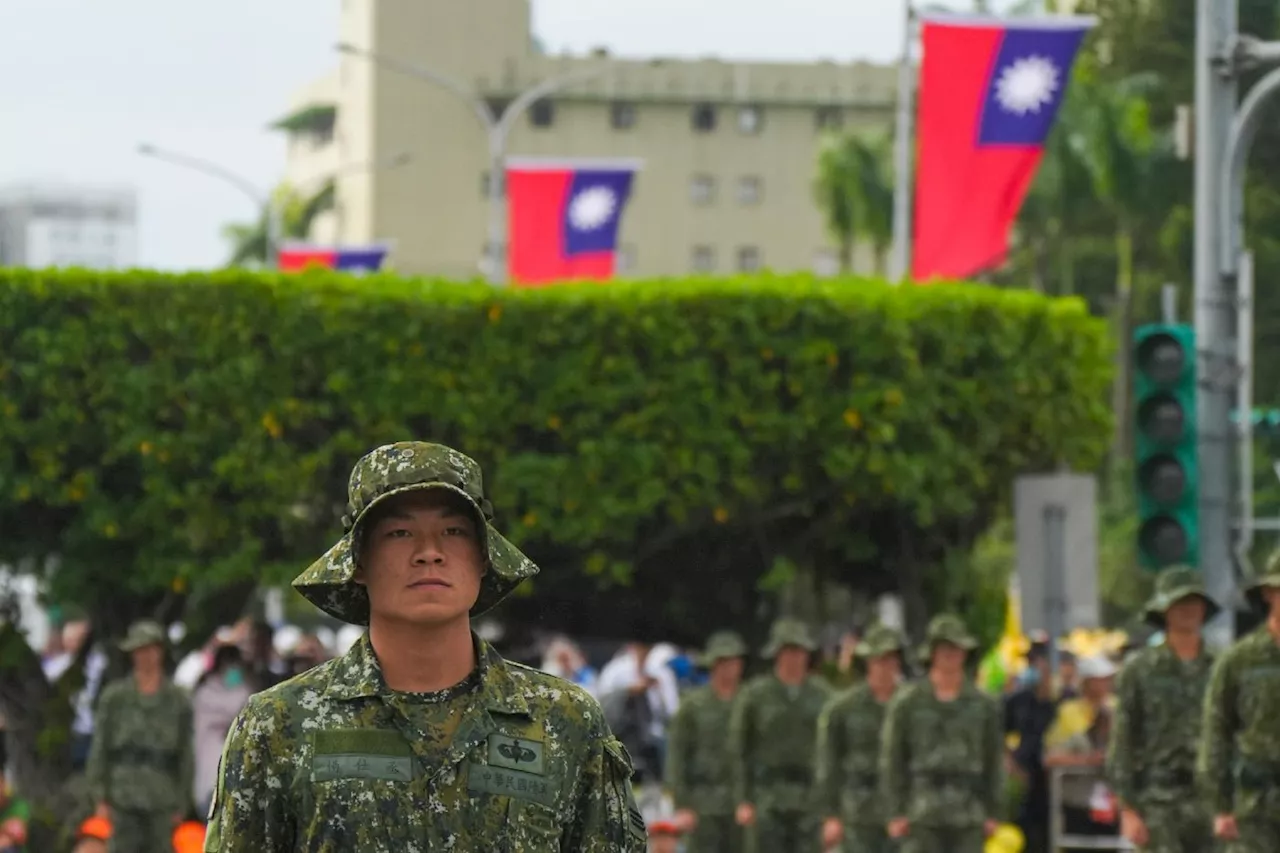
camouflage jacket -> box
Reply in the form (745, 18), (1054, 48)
(815, 683), (896, 827)
(663, 685), (738, 815)
(85, 676), (194, 815)
(1106, 642), (1213, 809)
(1198, 628), (1280, 819)
(728, 673), (830, 812)
(879, 681), (1003, 828)
(205, 633), (646, 852)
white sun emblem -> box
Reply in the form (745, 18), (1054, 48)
(994, 55), (1060, 116)
(568, 186), (617, 232)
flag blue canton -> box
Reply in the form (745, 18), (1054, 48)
(977, 26), (1088, 146)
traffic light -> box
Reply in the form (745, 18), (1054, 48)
(1134, 324), (1198, 569)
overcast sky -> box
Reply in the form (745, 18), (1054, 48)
(1, 0), (1000, 270)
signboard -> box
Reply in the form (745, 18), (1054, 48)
(1014, 473), (1100, 634)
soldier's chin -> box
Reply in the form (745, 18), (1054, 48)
(388, 598), (470, 626)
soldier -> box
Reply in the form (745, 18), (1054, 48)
(1198, 554), (1280, 852)
(1106, 566), (1217, 852)
(205, 442), (647, 851)
(880, 614), (1002, 853)
(730, 617), (830, 853)
(664, 630), (748, 853)
(815, 623), (906, 853)
(86, 619), (194, 853)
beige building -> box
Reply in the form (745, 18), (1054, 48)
(278, 0), (897, 279)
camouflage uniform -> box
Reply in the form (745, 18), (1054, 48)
(205, 442), (646, 852)
(815, 624), (905, 853)
(86, 620), (194, 853)
(665, 631), (747, 853)
(1106, 567), (1216, 853)
(1198, 562), (1280, 853)
(880, 615), (1002, 853)
(729, 618), (830, 853)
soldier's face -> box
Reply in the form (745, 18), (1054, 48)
(130, 643), (163, 671)
(931, 643), (966, 672)
(711, 656), (744, 685)
(355, 490), (486, 627)
(1165, 596), (1207, 631)
(866, 652), (901, 684)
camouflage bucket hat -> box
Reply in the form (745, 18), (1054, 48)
(760, 617), (818, 658)
(119, 619), (167, 653)
(855, 623), (906, 659)
(697, 630), (747, 667)
(292, 442), (539, 625)
(1143, 565), (1220, 627)
(916, 613), (978, 664)
(1245, 548), (1280, 614)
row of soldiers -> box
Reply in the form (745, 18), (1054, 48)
(663, 562), (1280, 853)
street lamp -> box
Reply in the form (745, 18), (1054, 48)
(335, 42), (615, 285)
(137, 144), (411, 268)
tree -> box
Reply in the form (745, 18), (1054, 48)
(813, 133), (894, 274)
(222, 181), (335, 268)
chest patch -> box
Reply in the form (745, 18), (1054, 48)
(467, 763), (556, 806)
(486, 733), (545, 775)
(310, 728), (415, 782)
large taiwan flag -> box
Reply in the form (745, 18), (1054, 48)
(912, 15), (1093, 281)
(505, 158), (640, 286)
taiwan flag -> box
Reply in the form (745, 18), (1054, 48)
(505, 158), (640, 286)
(277, 243), (390, 273)
(912, 15), (1093, 281)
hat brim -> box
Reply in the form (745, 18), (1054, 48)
(760, 640), (818, 658)
(1143, 588), (1221, 627)
(916, 636), (978, 664)
(855, 641), (904, 659)
(292, 481), (538, 625)
(119, 636), (166, 653)
(696, 649), (746, 667)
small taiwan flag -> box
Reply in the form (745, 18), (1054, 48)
(505, 158), (640, 286)
(277, 243), (390, 273)
(912, 14), (1093, 281)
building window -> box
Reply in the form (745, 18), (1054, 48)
(690, 174), (716, 205)
(736, 176), (763, 205)
(611, 102), (637, 130)
(737, 246), (761, 272)
(530, 99), (555, 128)
(816, 107), (844, 131)
(692, 245), (716, 272)
(737, 105), (764, 135)
(692, 103), (717, 132)
(480, 171), (506, 198)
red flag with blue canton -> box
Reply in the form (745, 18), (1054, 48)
(506, 158), (639, 286)
(912, 15), (1093, 281)
(278, 244), (390, 273)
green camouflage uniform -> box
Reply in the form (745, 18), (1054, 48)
(815, 624), (905, 853)
(1198, 563), (1280, 853)
(880, 615), (1002, 853)
(729, 618), (830, 853)
(87, 620), (194, 853)
(205, 442), (646, 852)
(665, 631), (747, 853)
(1106, 567), (1217, 853)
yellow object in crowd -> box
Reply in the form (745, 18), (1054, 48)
(985, 822), (1026, 853)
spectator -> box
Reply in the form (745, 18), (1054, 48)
(0, 770), (29, 853)
(282, 632), (329, 679)
(1004, 640), (1060, 853)
(1042, 655), (1119, 839)
(191, 644), (252, 817)
(540, 636), (599, 695)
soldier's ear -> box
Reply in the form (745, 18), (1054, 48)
(352, 560), (367, 586)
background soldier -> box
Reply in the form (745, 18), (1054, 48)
(1199, 555), (1280, 852)
(880, 614), (1002, 853)
(205, 443), (646, 852)
(665, 630), (748, 853)
(731, 617), (830, 853)
(815, 623), (905, 853)
(1107, 566), (1217, 853)
(87, 620), (194, 853)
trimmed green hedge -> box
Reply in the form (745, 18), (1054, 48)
(0, 269), (1112, 637)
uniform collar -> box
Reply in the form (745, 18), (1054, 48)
(324, 631), (530, 716)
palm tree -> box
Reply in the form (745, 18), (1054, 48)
(222, 181), (335, 268)
(813, 133), (894, 274)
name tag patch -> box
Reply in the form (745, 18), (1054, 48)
(487, 734), (545, 775)
(467, 762), (555, 806)
(313, 753), (414, 782)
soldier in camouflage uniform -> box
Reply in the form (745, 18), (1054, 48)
(87, 619), (194, 853)
(815, 623), (906, 853)
(1198, 554), (1280, 853)
(730, 617), (830, 853)
(880, 614), (1002, 853)
(664, 630), (748, 853)
(1106, 566), (1217, 852)
(205, 442), (646, 852)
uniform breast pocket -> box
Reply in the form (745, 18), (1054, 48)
(1240, 665), (1280, 725)
(305, 730), (421, 834)
(465, 762), (563, 852)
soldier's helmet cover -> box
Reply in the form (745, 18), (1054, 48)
(916, 613), (979, 663)
(1143, 565), (1220, 627)
(292, 442), (539, 625)
(119, 619), (168, 653)
(697, 630), (748, 667)
(855, 623), (907, 659)
(1245, 547), (1280, 614)
(760, 617), (819, 658)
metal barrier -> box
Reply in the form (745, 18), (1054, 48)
(1048, 767), (1135, 851)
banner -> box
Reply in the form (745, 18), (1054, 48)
(277, 244), (390, 273)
